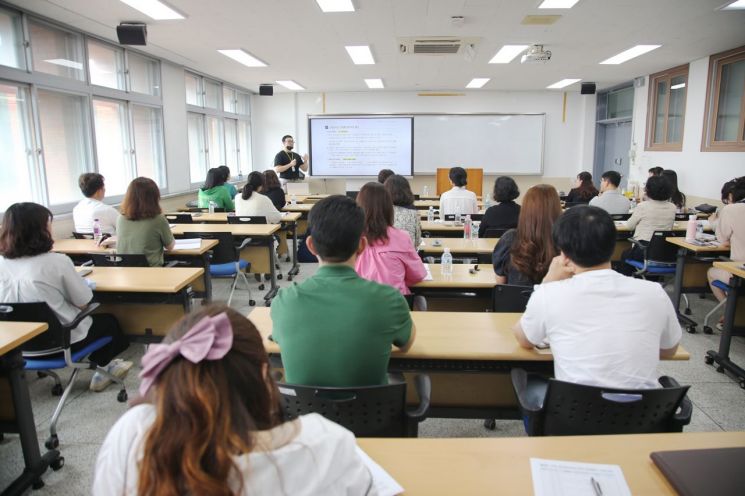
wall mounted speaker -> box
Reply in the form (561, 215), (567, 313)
(259, 84), (274, 96)
(580, 82), (596, 95)
(116, 23), (147, 45)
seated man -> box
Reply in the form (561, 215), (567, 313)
(589, 170), (631, 215)
(513, 205), (681, 390)
(271, 195), (415, 387)
(73, 173), (120, 234)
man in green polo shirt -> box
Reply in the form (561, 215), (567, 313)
(271, 195), (416, 387)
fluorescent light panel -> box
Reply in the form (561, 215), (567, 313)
(345, 45), (375, 65)
(489, 45), (529, 64)
(119, 0), (184, 20)
(600, 45), (661, 64)
(217, 49), (267, 67)
(365, 78), (384, 89)
(670, 83), (686, 90)
(316, 0), (355, 12)
(722, 1), (745, 10)
(538, 0), (580, 8)
(547, 78), (581, 89)
(276, 80), (305, 91)
(466, 78), (490, 89)
(44, 59), (84, 70)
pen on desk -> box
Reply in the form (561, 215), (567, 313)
(591, 476), (603, 496)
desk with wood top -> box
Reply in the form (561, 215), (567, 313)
(411, 263), (496, 311)
(414, 200), (484, 210)
(419, 238), (497, 262)
(250, 308), (689, 419)
(706, 261), (745, 388)
(82, 266), (203, 341)
(357, 431), (745, 496)
(53, 238), (218, 302)
(1, 322), (60, 494)
(282, 203), (313, 235)
(171, 223), (281, 302)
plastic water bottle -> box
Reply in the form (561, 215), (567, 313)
(471, 219), (478, 240)
(629, 198), (637, 211)
(290, 194), (297, 205)
(484, 193), (492, 209)
(696, 220), (704, 239)
(92, 218), (102, 243)
(685, 215), (697, 241)
(441, 247), (453, 276)
(208, 201), (216, 214)
(463, 215), (472, 239)
(423, 185), (429, 197)
(427, 206), (434, 222)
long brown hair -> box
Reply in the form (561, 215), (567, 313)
(137, 305), (282, 496)
(356, 182), (394, 244)
(263, 169), (281, 190)
(574, 171), (598, 201)
(510, 185), (562, 282)
(120, 177), (162, 220)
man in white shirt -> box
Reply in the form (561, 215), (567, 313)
(72, 173), (120, 234)
(589, 170), (631, 215)
(439, 167), (478, 216)
(513, 205), (681, 390)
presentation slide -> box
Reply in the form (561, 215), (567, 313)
(309, 116), (413, 176)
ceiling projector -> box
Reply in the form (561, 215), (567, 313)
(521, 45), (551, 63)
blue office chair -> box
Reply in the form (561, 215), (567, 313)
(702, 279), (731, 335)
(0, 302), (127, 450)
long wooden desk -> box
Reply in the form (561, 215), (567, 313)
(82, 266), (202, 341)
(419, 238), (497, 261)
(358, 431), (745, 495)
(706, 261), (745, 388)
(250, 308), (688, 418)
(411, 263), (496, 311)
(1, 322), (60, 494)
(282, 203), (312, 236)
(414, 200), (484, 210)
(171, 223), (280, 302)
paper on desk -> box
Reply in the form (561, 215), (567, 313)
(530, 458), (631, 496)
(173, 238), (201, 250)
(423, 266), (433, 281)
(355, 447), (404, 496)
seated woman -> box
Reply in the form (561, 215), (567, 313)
(491, 185), (562, 286)
(0, 203), (131, 391)
(565, 171), (599, 204)
(479, 176), (521, 238)
(262, 169), (287, 211)
(218, 165), (239, 199)
(355, 182), (427, 296)
(440, 167), (478, 216)
(235, 171), (282, 223)
(114, 177), (175, 267)
(708, 176), (745, 308)
(384, 174), (422, 247)
(93, 305), (373, 494)
(198, 168), (235, 211)
(661, 169), (686, 211)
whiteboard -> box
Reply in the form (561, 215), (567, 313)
(413, 114), (544, 175)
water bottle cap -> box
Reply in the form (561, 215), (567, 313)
(689, 215), (696, 220)
(444, 247), (451, 252)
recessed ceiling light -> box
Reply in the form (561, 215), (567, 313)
(489, 45), (530, 64)
(276, 80), (305, 91)
(316, 0), (355, 12)
(44, 59), (84, 70)
(547, 78), (581, 89)
(217, 49), (267, 68)
(538, 0), (581, 8)
(670, 83), (686, 90)
(600, 45), (661, 64)
(119, 0), (184, 20)
(721, 0), (745, 10)
(365, 78), (384, 89)
(466, 78), (490, 89)
(345, 45), (375, 65)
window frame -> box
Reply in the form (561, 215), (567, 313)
(701, 45), (745, 152)
(645, 63), (689, 152)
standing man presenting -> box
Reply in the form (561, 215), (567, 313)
(274, 135), (309, 190)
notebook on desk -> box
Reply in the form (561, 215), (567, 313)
(650, 447), (745, 496)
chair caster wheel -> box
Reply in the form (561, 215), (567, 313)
(117, 390), (128, 402)
(278, 274), (283, 280)
(740, 380), (745, 390)
(686, 326), (696, 334)
(51, 384), (63, 396)
(264, 274), (271, 281)
(258, 284), (265, 291)
(684, 308), (692, 315)
(50, 456), (65, 471)
(287, 275), (293, 281)
(705, 356), (714, 365)
(703, 326), (713, 335)
(249, 300), (256, 306)
(483, 419), (496, 430)
(45, 435), (59, 450)
(716, 366), (725, 373)
(32, 479), (45, 490)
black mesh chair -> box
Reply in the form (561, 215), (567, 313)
(492, 285), (533, 312)
(71, 232), (94, 240)
(277, 374), (431, 437)
(610, 213), (632, 221)
(0, 302), (127, 449)
(227, 215), (267, 224)
(483, 228), (507, 239)
(510, 368), (692, 436)
(89, 253), (149, 267)
(564, 201), (588, 208)
(165, 213), (193, 224)
(675, 213), (691, 221)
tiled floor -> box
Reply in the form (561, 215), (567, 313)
(2, 258), (744, 494)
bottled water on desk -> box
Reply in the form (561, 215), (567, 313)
(427, 206), (434, 222)
(463, 215), (472, 239)
(208, 201), (216, 214)
(471, 219), (478, 240)
(441, 247), (453, 276)
(484, 194), (492, 209)
(290, 194), (297, 205)
(423, 185), (429, 197)
(629, 198), (637, 211)
(92, 219), (101, 243)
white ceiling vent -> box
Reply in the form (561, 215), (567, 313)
(399, 37), (480, 55)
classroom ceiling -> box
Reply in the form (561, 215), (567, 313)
(11, 0), (745, 93)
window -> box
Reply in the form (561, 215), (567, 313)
(224, 118), (238, 169)
(0, 8), (26, 70)
(131, 105), (165, 186)
(206, 115), (225, 165)
(88, 40), (126, 90)
(185, 72), (202, 106)
(204, 79), (220, 109)
(607, 86), (633, 119)
(238, 120), (252, 174)
(223, 87), (237, 113)
(29, 20), (85, 81)
(92, 98), (131, 195)
(237, 92), (250, 115)
(646, 64), (688, 151)
(128, 53), (160, 96)
(703, 46), (745, 151)
(187, 112), (206, 183)
(0, 83), (35, 211)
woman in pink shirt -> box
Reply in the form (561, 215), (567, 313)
(355, 182), (428, 297)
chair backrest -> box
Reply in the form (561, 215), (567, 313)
(0, 302), (64, 352)
(164, 213), (193, 224)
(277, 381), (411, 437)
(492, 284), (533, 312)
(179, 232), (237, 265)
(564, 201), (588, 208)
(345, 191), (358, 201)
(674, 213), (690, 221)
(646, 230), (679, 264)
(72, 232), (94, 240)
(541, 379), (690, 436)
(483, 228), (507, 239)
(89, 253), (149, 267)
(227, 215), (267, 224)
(611, 213), (632, 221)
(470, 213), (484, 221)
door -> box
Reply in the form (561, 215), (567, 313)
(595, 120), (632, 190)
